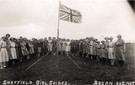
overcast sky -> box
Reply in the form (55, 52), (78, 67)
(0, 0), (135, 42)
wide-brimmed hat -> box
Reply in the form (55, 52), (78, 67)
(48, 37), (51, 39)
(110, 37), (113, 39)
(104, 37), (109, 40)
(117, 34), (122, 38)
(97, 41), (100, 43)
(6, 34), (10, 37)
(89, 37), (94, 40)
(101, 40), (105, 43)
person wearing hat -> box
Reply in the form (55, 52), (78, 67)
(65, 39), (71, 56)
(100, 40), (106, 63)
(78, 39), (83, 57)
(104, 37), (109, 64)
(108, 37), (115, 66)
(39, 39), (44, 56)
(9, 37), (17, 65)
(12, 38), (20, 60)
(47, 37), (53, 55)
(43, 37), (48, 55)
(93, 39), (98, 61)
(57, 38), (62, 55)
(31, 38), (37, 56)
(0, 36), (9, 69)
(52, 37), (57, 56)
(37, 40), (42, 57)
(72, 40), (77, 54)
(16, 38), (23, 62)
(62, 38), (66, 55)
(82, 39), (86, 57)
(87, 37), (94, 60)
(5, 34), (12, 62)
(85, 38), (89, 58)
(5, 34), (10, 39)
(20, 39), (29, 60)
(28, 40), (35, 57)
(83, 40), (86, 58)
(0, 37), (4, 69)
(115, 35), (126, 67)
(96, 41), (101, 62)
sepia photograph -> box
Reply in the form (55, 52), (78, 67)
(0, 0), (135, 85)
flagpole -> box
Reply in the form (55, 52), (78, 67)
(56, 0), (60, 81)
(57, 0), (60, 39)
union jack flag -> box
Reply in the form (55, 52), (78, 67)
(59, 3), (82, 23)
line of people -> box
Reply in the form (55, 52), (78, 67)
(0, 34), (125, 70)
(0, 34), (71, 70)
(71, 35), (125, 67)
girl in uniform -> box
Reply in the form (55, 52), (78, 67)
(88, 37), (94, 59)
(115, 35), (125, 67)
(108, 37), (115, 66)
(65, 39), (71, 56)
(20, 39), (29, 60)
(100, 41), (106, 63)
(93, 39), (98, 61)
(0, 38), (3, 69)
(0, 37), (9, 68)
(52, 37), (57, 56)
(58, 38), (63, 55)
(43, 38), (48, 55)
(62, 38), (66, 55)
(104, 37), (109, 64)
(37, 40), (42, 57)
(96, 41), (101, 62)
(48, 37), (53, 55)
(10, 38), (17, 65)
(29, 41), (35, 57)
(88, 37), (93, 59)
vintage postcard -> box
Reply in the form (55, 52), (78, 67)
(0, 0), (135, 85)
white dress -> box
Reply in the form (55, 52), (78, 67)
(66, 41), (71, 52)
(29, 43), (34, 54)
(62, 41), (66, 51)
(48, 40), (53, 51)
(0, 40), (9, 62)
(10, 41), (17, 59)
(58, 40), (62, 51)
(108, 41), (115, 59)
(20, 41), (29, 56)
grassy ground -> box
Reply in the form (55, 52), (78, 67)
(0, 52), (135, 85)
(70, 53), (135, 84)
